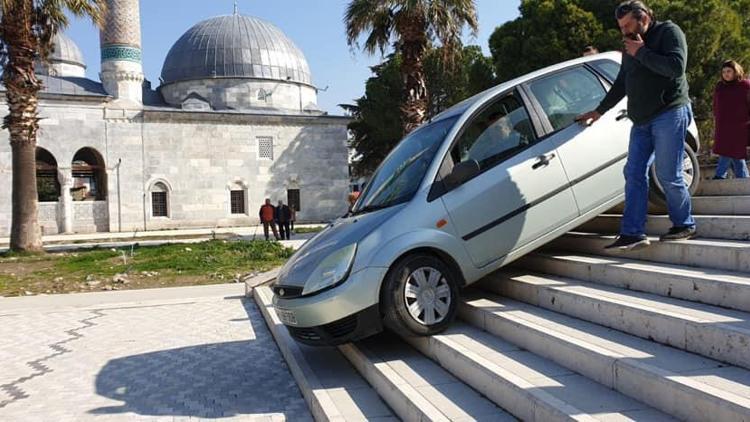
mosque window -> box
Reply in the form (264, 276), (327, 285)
(257, 89), (268, 101)
(258, 137), (274, 160)
(36, 148), (60, 202)
(71, 148), (107, 201)
(230, 190), (246, 214)
(287, 189), (301, 212)
(151, 182), (169, 217)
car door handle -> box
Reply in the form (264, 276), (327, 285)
(616, 109), (629, 121)
(532, 153), (556, 170)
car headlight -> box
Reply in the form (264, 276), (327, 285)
(301, 243), (357, 295)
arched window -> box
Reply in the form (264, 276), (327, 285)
(71, 148), (107, 201)
(150, 182), (169, 217)
(36, 148), (60, 202)
(257, 88), (268, 101)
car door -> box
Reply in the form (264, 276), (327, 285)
(437, 89), (579, 268)
(523, 64), (631, 214)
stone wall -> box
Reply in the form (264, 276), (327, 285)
(0, 98), (350, 236)
(160, 79), (318, 112)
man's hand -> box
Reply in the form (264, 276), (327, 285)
(575, 110), (602, 126)
(624, 34), (644, 57)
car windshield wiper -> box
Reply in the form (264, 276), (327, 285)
(350, 203), (393, 216)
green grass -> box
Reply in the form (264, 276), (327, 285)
(294, 226), (326, 234)
(0, 240), (294, 297)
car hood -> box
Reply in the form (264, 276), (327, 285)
(276, 205), (404, 288)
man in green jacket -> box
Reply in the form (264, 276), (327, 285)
(577, 0), (696, 250)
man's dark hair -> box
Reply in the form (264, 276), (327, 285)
(582, 46), (598, 54)
(615, 1), (655, 21)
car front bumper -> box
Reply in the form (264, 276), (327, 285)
(272, 266), (388, 346)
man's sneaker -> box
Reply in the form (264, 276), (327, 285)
(660, 226), (697, 241)
(604, 235), (651, 251)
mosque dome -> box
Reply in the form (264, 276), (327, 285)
(35, 32), (87, 77)
(160, 14), (312, 86)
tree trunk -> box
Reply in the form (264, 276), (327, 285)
(398, 19), (429, 135)
(2, 2), (44, 252)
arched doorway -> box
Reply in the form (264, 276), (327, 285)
(36, 147), (60, 202)
(71, 147), (107, 201)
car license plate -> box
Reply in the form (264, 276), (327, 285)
(276, 308), (297, 326)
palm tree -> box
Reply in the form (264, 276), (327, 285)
(345, 0), (478, 134)
(0, 0), (105, 252)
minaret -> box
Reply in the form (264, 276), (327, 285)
(100, 0), (144, 105)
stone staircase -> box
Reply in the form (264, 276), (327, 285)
(253, 175), (750, 421)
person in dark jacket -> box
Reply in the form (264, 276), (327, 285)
(259, 198), (279, 241)
(276, 200), (292, 240)
(712, 60), (750, 179)
(576, 0), (696, 250)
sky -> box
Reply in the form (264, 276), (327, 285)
(64, 0), (520, 114)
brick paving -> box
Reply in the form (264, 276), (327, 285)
(0, 288), (311, 421)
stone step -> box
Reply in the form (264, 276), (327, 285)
(459, 292), (750, 422)
(700, 164), (718, 180)
(339, 333), (514, 421)
(699, 163), (750, 180)
(253, 286), (397, 421)
(696, 179), (750, 196)
(514, 252), (750, 313)
(692, 196), (750, 215)
(578, 214), (750, 241)
(549, 232), (750, 273)
(404, 323), (673, 421)
(480, 271), (750, 370)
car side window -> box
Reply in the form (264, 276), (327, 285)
(528, 67), (607, 132)
(450, 92), (536, 171)
(590, 60), (621, 83)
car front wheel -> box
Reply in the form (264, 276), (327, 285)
(381, 254), (459, 337)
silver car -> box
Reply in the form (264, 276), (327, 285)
(272, 52), (701, 345)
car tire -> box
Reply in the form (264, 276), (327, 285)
(648, 142), (700, 211)
(381, 253), (460, 338)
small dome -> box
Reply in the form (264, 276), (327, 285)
(49, 32), (86, 68)
(160, 14), (312, 86)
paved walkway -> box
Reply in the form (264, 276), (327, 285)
(0, 283), (312, 421)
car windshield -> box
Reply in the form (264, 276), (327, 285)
(352, 117), (458, 214)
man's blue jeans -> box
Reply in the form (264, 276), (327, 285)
(714, 156), (749, 179)
(621, 105), (696, 237)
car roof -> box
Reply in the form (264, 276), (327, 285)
(432, 51), (622, 122)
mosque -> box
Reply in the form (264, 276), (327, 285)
(0, 0), (350, 236)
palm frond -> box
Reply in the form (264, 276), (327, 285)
(345, 0), (394, 54)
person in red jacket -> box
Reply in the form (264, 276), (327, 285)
(258, 198), (279, 241)
(712, 60), (750, 179)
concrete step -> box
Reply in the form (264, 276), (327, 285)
(253, 286), (397, 421)
(514, 252), (750, 313)
(405, 323), (673, 421)
(696, 179), (750, 196)
(479, 270), (750, 370)
(459, 292), (750, 422)
(549, 232), (750, 273)
(700, 164), (718, 180)
(339, 333), (514, 421)
(578, 214), (750, 241)
(692, 196), (750, 215)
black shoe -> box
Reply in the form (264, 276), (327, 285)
(659, 226), (697, 241)
(604, 235), (650, 251)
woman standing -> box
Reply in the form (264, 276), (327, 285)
(713, 60), (750, 179)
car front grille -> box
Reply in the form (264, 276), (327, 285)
(288, 326), (322, 342)
(322, 314), (358, 338)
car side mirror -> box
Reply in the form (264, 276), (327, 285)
(444, 159), (481, 189)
